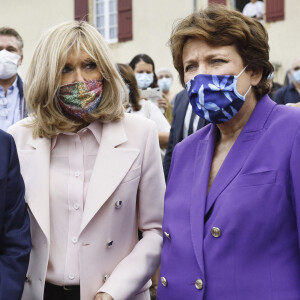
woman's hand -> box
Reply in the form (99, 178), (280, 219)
(157, 94), (168, 112)
(95, 292), (114, 300)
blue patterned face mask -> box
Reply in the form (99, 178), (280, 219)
(185, 66), (251, 124)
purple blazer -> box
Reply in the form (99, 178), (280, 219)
(158, 95), (300, 300)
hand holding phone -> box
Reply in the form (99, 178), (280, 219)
(140, 88), (165, 113)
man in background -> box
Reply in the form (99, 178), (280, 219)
(274, 58), (300, 107)
(0, 129), (31, 299)
(242, 0), (265, 20)
(0, 27), (26, 131)
(163, 89), (207, 181)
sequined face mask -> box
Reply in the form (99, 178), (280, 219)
(57, 79), (103, 120)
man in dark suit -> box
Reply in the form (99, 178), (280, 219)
(274, 58), (300, 107)
(0, 129), (31, 299)
(163, 89), (207, 181)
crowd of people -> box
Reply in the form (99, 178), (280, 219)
(1, 2), (300, 300)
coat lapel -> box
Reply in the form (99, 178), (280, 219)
(80, 120), (139, 233)
(190, 125), (215, 272)
(19, 136), (51, 243)
(205, 95), (275, 215)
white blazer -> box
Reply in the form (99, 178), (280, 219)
(8, 113), (165, 300)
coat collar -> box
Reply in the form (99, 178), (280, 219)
(22, 118), (139, 241)
(189, 95), (275, 272)
(79, 119), (139, 234)
(205, 95), (276, 215)
(190, 125), (215, 274)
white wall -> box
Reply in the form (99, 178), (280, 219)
(1, 0), (298, 89)
(0, 0), (74, 79)
(107, 0), (201, 96)
(267, 0), (300, 84)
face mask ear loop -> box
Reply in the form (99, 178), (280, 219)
(234, 65), (251, 99)
(236, 65), (249, 78)
(243, 85), (252, 98)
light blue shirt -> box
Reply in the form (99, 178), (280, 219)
(0, 78), (21, 131)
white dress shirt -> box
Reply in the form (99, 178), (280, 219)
(131, 99), (170, 132)
(46, 121), (102, 286)
(0, 77), (20, 131)
(183, 103), (200, 139)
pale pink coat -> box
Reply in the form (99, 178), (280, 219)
(8, 113), (165, 300)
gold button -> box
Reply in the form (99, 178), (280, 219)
(164, 231), (171, 239)
(161, 276), (167, 287)
(195, 278), (203, 290)
(211, 227), (221, 238)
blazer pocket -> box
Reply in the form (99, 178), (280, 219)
(120, 166), (141, 184)
(234, 170), (277, 187)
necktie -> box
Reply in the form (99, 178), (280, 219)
(188, 110), (196, 136)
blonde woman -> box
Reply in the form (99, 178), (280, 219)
(8, 21), (164, 300)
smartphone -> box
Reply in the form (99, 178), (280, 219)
(140, 88), (165, 113)
(140, 88), (162, 101)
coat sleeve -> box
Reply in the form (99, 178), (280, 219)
(98, 121), (165, 300)
(0, 134), (31, 300)
(273, 87), (285, 105)
(290, 126), (300, 246)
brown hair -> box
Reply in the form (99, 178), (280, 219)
(117, 63), (142, 111)
(129, 54), (158, 88)
(25, 20), (125, 138)
(170, 5), (273, 100)
(0, 27), (24, 54)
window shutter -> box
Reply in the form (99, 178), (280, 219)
(208, 0), (227, 4)
(74, 0), (88, 21)
(266, 0), (284, 22)
(118, 0), (132, 42)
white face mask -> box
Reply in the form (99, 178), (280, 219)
(293, 69), (300, 84)
(158, 77), (173, 92)
(0, 49), (20, 80)
(135, 73), (154, 89)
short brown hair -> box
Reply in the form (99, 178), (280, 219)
(25, 20), (125, 138)
(170, 5), (273, 100)
(0, 27), (23, 54)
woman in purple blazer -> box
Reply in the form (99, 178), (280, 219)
(158, 5), (300, 300)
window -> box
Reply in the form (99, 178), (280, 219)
(233, 0), (284, 22)
(95, 0), (118, 43)
(118, 0), (132, 42)
(232, 0), (249, 13)
(75, 0), (88, 21)
(266, 0), (284, 22)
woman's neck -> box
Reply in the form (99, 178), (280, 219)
(216, 92), (257, 143)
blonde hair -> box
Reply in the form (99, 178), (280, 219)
(25, 20), (126, 138)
